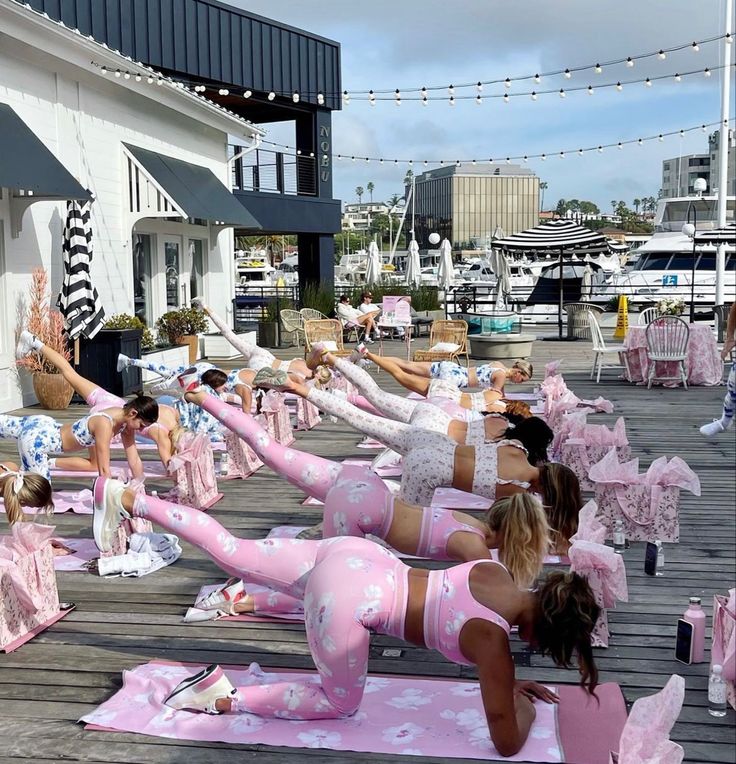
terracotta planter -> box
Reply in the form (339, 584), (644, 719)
(32, 373), (73, 410)
(173, 335), (199, 364)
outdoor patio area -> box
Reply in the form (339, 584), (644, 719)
(0, 337), (733, 764)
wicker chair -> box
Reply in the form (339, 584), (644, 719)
(412, 319), (469, 365)
(300, 308), (329, 322)
(280, 309), (305, 347)
(304, 319), (353, 358)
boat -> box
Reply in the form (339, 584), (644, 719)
(597, 194), (736, 307)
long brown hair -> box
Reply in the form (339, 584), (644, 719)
(538, 463), (581, 547)
(534, 571), (600, 694)
(485, 494), (550, 589)
(0, 471), (54, 525)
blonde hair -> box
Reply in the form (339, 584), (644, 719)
(169, 425), (195, 452)
(512, 359), (533, 379)
(0, 472), (54, 526)
(485, 494), (550, 589)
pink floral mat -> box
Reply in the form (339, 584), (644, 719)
(80, 660), (585, 761)
(1, 489), (94, 515)
(51, 462), (169, 479)
(53, 538), (98, 572)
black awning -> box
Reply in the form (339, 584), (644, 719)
(0, 103), (90, 199)
(124, 143), (261, 228)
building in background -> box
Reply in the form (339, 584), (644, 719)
(342, 202), (391, 231)
(409, 164), (539, 251)
(661, 130), (735, 198)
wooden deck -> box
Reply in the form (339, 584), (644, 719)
(0, 338), (734, 764)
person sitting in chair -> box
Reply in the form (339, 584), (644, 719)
(336, 295), (378, 343)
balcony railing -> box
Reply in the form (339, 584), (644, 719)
(231, 147), (317, 197)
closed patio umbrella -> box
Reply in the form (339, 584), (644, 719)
(490, 249), (511, 309)
(365, 241), (382, 285)
(493, 219), (607, 338)
(405, 239), (421, 288)
(581, 264), (594, 302)
(437, 238), (454, 291)
(57, 199), (105, 341)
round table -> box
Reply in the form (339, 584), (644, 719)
(623, 323), (722, 386)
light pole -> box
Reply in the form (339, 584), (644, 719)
(681, 177), (707, 322)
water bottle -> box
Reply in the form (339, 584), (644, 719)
(220, 452), (230, 476)
(655, 540), (665, 576)
(683, 597), (706, 663)
(708, 665), (728, 717)
(613, 520), (626, 554)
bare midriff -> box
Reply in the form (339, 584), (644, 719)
(404, 568), (429, 646)
(447, 419), (467, 444)
(453, 445), (476, 493)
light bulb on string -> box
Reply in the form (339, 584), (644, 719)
(534, 73), (541, 84)
(679, 129), (685, 137)
(395, 88), (401, 105)
(448, 84), (454, 96)
(523, 155), (528, 162)
(472, 159), (477, 165)
(365, 157), (369, 163)
(626, 57), (634, 67)
(449, 95), (455, 106)
(594, 63), (602, 74)
(505, 157), (511, 164)
(531, 91), (537, 100)
(504, 77), (511, 89)
(123, 71), (130, 79)
(578, 149), (584, 156)
(114, 69), (121, 78)
(268, 91), (276, 101)
(503, 93), (509, 103)
(658, 49), (666, 59)
(317, 92), (324, 104)
(616, 81), (623, 91)
(674, 73), (681, 82)
(618, 142), (623, 150)
(369, 90), (376, 105)
(147, 75), (154, 84)
(475, 95), (482, 104)
(587, 85), (594, 95)
(702, 124), (708, 131)
(645, 78), (652, 87)
(559, 151), (565, 159)
(692, 41), (700, 52)
(394, 159), (399, 164)
(101, 65), (108, 74)
(726, 32), (733, 43)
(422, 96), (429, 106)
(637, 138), (643, 146)
(156, 78), (163, 86)
(541, 154), (546, 161)
(704, 68), (711, 77)
(421, 86), (428, 98)
(135, 73), (141, 82)
(292, 91), (300, 103)
(564, 68), (572, 79)
(424, 160), (428, 165)
(351, 156), (356, 162)
(476, 81), (483, 93)
(559, 88), (566, 98)
(658, 134), (664, 141)
(598, 146), (603, 153)
(342, 90), (349, 104)
(219, 88), (229, 95)
(379, 158), (384, 164)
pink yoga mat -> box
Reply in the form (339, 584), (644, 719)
(431, 488), (492, 511)
(53, 538), (98, 572)
(1, 489), (94, 515)
(2, 606), (74, 653)
(81, 659), (573, 761)
(51, 462), (169, 479)
(342, 458), (402, 478)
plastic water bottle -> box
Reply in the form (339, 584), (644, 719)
(613, 520), (626, 554)
(683, 597), (706, 663)
(655, 540), (665, 576)
(220, 453), (230, 476)
(708, 665), (728, 717)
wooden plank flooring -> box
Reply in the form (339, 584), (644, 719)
(0, 338), (734, 763)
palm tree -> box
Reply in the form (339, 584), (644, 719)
(633, 198), (641, 216)
(386, 193), (403, 208)
(404, 169), (414, 186)
(611, 200), (617, 215)
(355, 186), (364, 203)
(366, 181), (375, 203)
(539, 181), (548, 210)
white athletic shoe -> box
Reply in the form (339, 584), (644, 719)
(191, 297), (206, 311)
(699, 419), (732, 438)
(92, 477), (131, 552)
(116, 353), (131, 373)
(195, 578), (245, 612)
(177, 367), (203, 393)
(163, 664), (236, 714)
(16, 330), (42, 359)
(364, 336), (374, 344)
(183, 607), (227, 623)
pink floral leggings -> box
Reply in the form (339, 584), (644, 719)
(131, 492), (405, 719)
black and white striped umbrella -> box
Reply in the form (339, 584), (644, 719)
(694, 222), (736, 246)
(492, 219), (608, 252)
(57, 199), (106, 340)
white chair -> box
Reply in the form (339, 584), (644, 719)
(588, 312), (630, 383)
(645, 316), (690, 389)
(638, 306), (658, 325)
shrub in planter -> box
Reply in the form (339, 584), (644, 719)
(156, 307), (208, 363)
(104, 314), (155, 351)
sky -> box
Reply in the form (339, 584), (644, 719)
(231, 0), (732, 212)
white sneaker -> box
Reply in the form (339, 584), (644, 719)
(92, 477), (131, 552)
(191, 297), (206, 311)
(183, 607), (227, 623)
(150, 374), (180, 396)
(699, 419), (729, 438)
(163, 664), (236, 714)
(195, 578), (245, 612)
(97, 551), (152, 577)
(177, 367), (203, 393)
(16, 330), (42, 359)
(116, 353), (131, 373)
(364, 336), (374, 344)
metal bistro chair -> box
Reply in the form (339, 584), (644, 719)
(588, 312), (630, 383)
(412, 319), (469, 365)
(638, 306), (658, 326)
(280, 309), (305, 348)
(303, 319), (354, 358)
(645, 315), (690, 389)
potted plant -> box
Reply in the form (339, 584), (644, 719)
(258, 299), (280, 348)
(16, 268), (73, 409)
(156, 307), (208, 363)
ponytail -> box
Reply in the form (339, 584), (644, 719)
(538, 463), (581, 548)
(485, 494), (550, 589)
(0, 471), (54, 526)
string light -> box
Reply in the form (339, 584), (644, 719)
(369, 90), (376, 105)
(476, 81), (483, 93)
(704, 68), (711, 77)
(658, 49), (666, 59)
(268, 91), (276, 100)
(564, 68), (572, 79)
(449, 95), (455, 106)
(645, 78), (652, 87)
(101, 65), (107, 74)
(503, 93), (509, 103)
(616, 81), (623, 91)
(114, 69), (121, 78)
(637, 138), (643, 145)
(531, 91), (538, 100)
(422, 96), (429, 106)
(147, 75), (154, 84)
(626, 57), (634, 67)
(692, 41), (700, 52)
(219, 88), (229, 95)
(292, 91), (299, 103)
(395, 88), (401, 105)
(594, 63), (602, 74)
(244, 89), (252, 98)
(475, 94), (482, 104)
(448, 84), (454, 96)
(533, 73), (541, 84)
(658, 134), (664, 141)
(598, 146), (603, 153)
(578, 148), (584, 156)
(135, 73), (141, 82)
(587, 85), (594, 95)
(123, 71), (130, 79)
(559, 88), (566, 98)
(317, 91), (324, 104)
(504, 77), (511, 89)
(674, 73), (681, 82)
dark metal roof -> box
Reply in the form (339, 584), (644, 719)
(124, 143), (261, 228)
(0, 103), (90, 199)
(24, 0), (341, 109)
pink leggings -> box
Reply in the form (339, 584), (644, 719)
(198, 393), (341, 501)
(205, 306), (280, 371)
(131, 492), (406, 719)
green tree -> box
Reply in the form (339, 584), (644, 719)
(367, 181), (375, 202)
(555, 198), (568, 216)
(633, 198), (641, 216)
(579, 200), (599, 215)
(404, 169), (414, 186)
(369, 213), (390, 237)
(539, 181), (548, 210)
(611, 200), (617, 215)
(615, 201), (630, 221)
(386, 193), (403, 208)
(355, 186), (364, 203)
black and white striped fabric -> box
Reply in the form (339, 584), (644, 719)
(57, 199), (106, 339)
(694, 222), (736, 245)
(492, 219), (608, 252)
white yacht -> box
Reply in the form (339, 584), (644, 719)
(598, 194), (735, 306)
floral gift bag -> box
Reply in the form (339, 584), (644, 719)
(223, 429), (263, 480)
(0, 524), (60, 649)
(711, 589), (736, 710)
(589, 451), (701, 543)
(259, 390), (295, 447)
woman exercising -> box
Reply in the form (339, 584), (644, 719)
(92, 476), (599, 758)
(0, 464), (53, 525)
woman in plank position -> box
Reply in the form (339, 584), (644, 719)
(9, 331), (156, 481)
(92, 475), (599, 758)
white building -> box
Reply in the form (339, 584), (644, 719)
(342, 202), (390, 230)
(0, 0), (261, 412)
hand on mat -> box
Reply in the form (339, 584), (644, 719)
(514, 681), (559, 704)
(51, 539), (74, 556)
